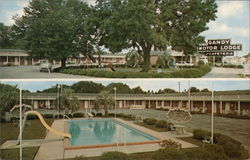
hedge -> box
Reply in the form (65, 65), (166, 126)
(155, 120), (168, 128)
(58, 65), (211, 78)
(96, 113), (103, 117)
(72, 112), (84, 118)
(193, 129), (245, 158)
(143, 118), (157, 125)
(152, 148), (187, 160)
(100, 151), (131, 160)
(54, 114), (64, 118)
(43, 114), (53, 119)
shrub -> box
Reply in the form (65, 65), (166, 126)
(152, 148), (187, 160)
(117, 113), (126, 117)
(143, 118), (157, 125)
(96, 113), (103, 117)
(108, 113), (115, 117)
(100, 151), (131, 160)
(54, 114), (64, 118)
(184, 148), (211, 160)
(26, 114), (38, 120)
(43, 114), (53, 119)
(73, 112), (84, 118)
(223, 141), (241, 158)
(155, 120), (168, 128)
(193, 129), (210, 140)
(159, 139), (182, 149)
(70, 156), (87, 160)
(205, 144), (229, 160)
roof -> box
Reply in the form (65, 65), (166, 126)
(0, 49), (28, 57)
(150, 49), (184, 56)
(22, 91), (250, 102)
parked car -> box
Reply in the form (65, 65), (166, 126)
(39, 60), (52, 72)
(175, 61), (193, 67)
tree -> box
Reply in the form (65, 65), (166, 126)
(94, 91), (114, 117)
(125, 50), (143, 68)
(156, 51), (175, 68)
(0, 83), (19, 119)
(105, 83), (132, 94)
(71, 81), (105, 93)
(201, 88), (210, 92)
(190, 87), (200, 92)
(12, 0), (93, 67)
(94, 0), (217, 72)
(157, 88), (177, 94)
(0, 23), (16, 48)
(132, 86), (146, 94)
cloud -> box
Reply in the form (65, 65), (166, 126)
(217, 1), (244, 19)
(203, 21), (249, 38)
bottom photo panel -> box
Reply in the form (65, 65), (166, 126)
(0, 79), (250, 160)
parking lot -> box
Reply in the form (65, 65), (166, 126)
(0, 66), (91, 79)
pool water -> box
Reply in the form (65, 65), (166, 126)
(68, 119), (159, 146)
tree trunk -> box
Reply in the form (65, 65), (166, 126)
(61, 58), (66, 68)
(104, 106), (109, 117)
(98, 53), (102, 67)
(141, 49), (152, 72)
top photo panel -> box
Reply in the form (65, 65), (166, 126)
(0, 0), (249, 79)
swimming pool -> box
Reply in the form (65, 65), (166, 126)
(67, 119), (160, 147)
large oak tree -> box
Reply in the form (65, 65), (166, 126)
(12, 0), (92, 67)
(94, 0), (217, 72)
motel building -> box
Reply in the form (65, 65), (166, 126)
(22, 91), (250, 117)
(0, 49), (204, 66)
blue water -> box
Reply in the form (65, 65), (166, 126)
(68, 119), (159, 146)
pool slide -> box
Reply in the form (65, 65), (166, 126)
(24, 111), (71, 138)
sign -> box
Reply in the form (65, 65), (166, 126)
(205, 52), (234, 56)
(198, 44), (242, 52)
(197, 39), (242, 56)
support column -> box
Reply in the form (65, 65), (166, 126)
(238, 95), (241, 115)
(191, 100), (193, 111)
(220, 101), (222, 114)
(170, 100), (172, 108)
(156, 100), (158, 109)
(149, 100), (151, 109)
(7, 56), (8, 63)
(19, 56), (21, 65)
(202, 96), (205, 113)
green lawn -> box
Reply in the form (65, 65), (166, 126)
(0, 118), (55, 160)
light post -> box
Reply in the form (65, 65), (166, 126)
(211, 82), (214, 144)
(57, 84), (60, 119)
(19, 86), (22, 160)
(114, 87), (117, 118)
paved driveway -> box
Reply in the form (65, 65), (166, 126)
(202, 67), (244, 78)
(115, 109), (250, 148)
(0, 66), (91, 79)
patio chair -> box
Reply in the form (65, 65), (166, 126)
(202, 136), (212, 148)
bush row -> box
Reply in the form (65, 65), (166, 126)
(143, 118), (171, 130)
(59, 65), (211, 78)
(222, 64), (244, 69)
(193, 129), (246, 158)
(9, 112), (88, 121)
(74, 146), (231, 160)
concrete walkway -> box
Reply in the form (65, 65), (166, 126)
(34, 119), (196, 160)
(202, 67), (244, 78)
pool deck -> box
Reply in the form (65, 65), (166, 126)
(34, 118), (197, 160)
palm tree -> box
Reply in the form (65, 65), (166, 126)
(57, 88), (79, 114)
(125, 50), (143, 68)
(156, 51), (174, 68)
(94, 91), (114, 117)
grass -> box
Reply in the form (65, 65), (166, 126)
(134, 122), (169, 132)
(0, 119), (55, 145)
(178, 137), (203, 147)
(0, 118), (55, 160)
(0, 147), (39, 160)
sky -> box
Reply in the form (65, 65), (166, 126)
(1, 79), (249, 92)
(0, 0), (249, 56)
